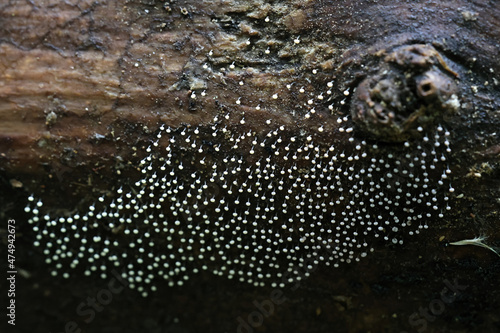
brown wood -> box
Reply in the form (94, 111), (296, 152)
(1, 1), (499, 332)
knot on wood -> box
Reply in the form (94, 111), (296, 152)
(350, 44), (459, 142)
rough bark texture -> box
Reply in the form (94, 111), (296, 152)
(1, 1), (499, 333)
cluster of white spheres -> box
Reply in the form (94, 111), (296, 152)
(25, 34), (454, 297)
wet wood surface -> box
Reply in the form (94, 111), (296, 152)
(1, 1), (499, 332)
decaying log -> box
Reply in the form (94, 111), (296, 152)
(1, 1), (499, 332)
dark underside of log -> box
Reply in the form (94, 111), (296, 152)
(1, 1), (500, 333)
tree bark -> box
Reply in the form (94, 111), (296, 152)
(1, 1), (499, 332)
